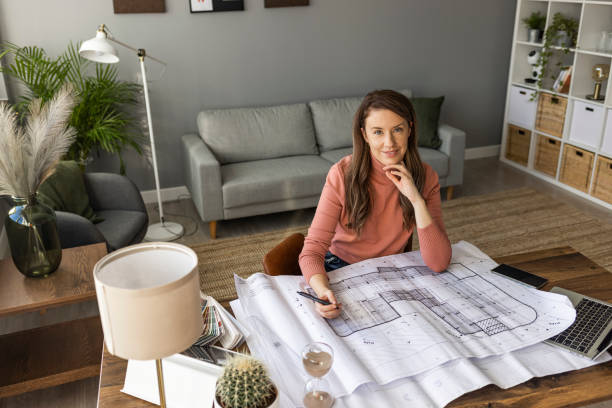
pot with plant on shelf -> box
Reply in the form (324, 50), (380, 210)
(523, 11), (546, 43)
(531, 12), (578, 98)
(214, 355), (280, 408)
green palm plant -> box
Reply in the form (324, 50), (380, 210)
(0, 42), (144, 174)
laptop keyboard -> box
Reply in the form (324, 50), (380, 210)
(548, 298), (612, 353)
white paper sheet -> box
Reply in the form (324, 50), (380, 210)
(234, 241), (577, 397)
(122, 353), (223, 407)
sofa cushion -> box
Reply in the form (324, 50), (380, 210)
(310, 89), (413, 153)
(320, 147), (353, 164)
(197, 103), (318, 164)
(309, 96), (362, 153)
(419, 148), (449, 178)
(222, 155), (332, 209)
(411, 96), (444, 149)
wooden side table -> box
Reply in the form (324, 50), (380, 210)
(0, 243), (107, 398)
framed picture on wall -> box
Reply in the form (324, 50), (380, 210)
(189, 0), (244, 13)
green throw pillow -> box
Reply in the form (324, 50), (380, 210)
(37, 161), (104, 224)
(410, 96), (444, 149)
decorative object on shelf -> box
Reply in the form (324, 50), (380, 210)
(80, 24), (184, 242)
(93, 242), (202, 408)
(597, 30), (612, 53)
(214, 355), (279, 408)
(0, 86), (76, 277)
(586, 63), (610, 101)
(552, 65), (572, 94)
(113, 0), (165, 13)
(265, 0), (309, 7)
(533, 12), (578, 92)
(0, 42), (144, 174)
(522, 11), (546, 43)
(526, 49), (542, 84)
(189, 0), (244, 13)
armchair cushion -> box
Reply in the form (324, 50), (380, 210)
(411, 96), (444, 149)
(95, 210), (148, 251)
(37, 161), (103, 223)
(56, 211), (106, 249)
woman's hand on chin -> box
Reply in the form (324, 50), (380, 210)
(383, 163), (423, 204)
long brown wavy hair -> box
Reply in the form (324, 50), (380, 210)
(344, 89), (426, 235)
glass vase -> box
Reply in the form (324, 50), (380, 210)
(4, 195), (62, 278)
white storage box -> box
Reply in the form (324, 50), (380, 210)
(508, 85), (537, 130)
(601, 109), (612, 157)
(568, 100), (605, 149)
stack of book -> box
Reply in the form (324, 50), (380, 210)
(552, 65), (572, 94)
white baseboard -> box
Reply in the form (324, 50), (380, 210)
(464, 144), (500, 160)
(141, 186), (191, 204)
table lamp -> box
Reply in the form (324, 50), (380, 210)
(93, 242), (202, 407)
(80, 24), (184, 241)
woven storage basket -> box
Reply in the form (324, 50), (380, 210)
(534, 135), (561, 177)
(506, 124), (531, 166)
(591, 155), (612, 204)
(535, 94), (567, 138)
(559, 144), (594, 193)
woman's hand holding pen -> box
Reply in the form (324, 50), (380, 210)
(309, 274), (342, 319)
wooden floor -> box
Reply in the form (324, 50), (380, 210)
(1, 157), (611, 408)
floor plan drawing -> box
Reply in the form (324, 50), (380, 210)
(235, 241), (577, 392)
(314, 263), (537, 337)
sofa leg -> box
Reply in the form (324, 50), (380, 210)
(209, 221), (217, 239)
(446, 186), (454, 200)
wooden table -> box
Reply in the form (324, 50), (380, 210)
(0, 243), (107, 398)
(97, 247), (612, 408)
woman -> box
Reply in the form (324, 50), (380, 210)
(299, 89), (452, 319)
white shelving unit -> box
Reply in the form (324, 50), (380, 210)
(501, 0), (612, 210)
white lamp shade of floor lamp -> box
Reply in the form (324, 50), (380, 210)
(80, 25), (184, 242)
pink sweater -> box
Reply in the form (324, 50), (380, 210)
(299, 155), (452, 283)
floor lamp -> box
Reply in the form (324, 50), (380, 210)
(80, 24), (184, 241)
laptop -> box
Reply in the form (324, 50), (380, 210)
(545, 287), (612, 360)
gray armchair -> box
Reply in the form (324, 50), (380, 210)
(56, 173), (148, 251)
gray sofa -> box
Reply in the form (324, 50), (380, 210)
(182, 90), (465, 238)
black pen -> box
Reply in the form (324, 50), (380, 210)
(297, 291), (332, 306)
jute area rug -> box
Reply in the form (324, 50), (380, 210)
(194, 187), (612, 304)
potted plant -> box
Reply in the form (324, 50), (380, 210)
(532, 12), (579, 92)
(0, 42), (144, 174)
(522, 11), (546, 43)
(215, 355), (279, 408)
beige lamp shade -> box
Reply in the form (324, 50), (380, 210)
(94, 242), (202, 360)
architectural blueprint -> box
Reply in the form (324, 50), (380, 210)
(231, 299), (610, 408)
(234, 241), (577, 397)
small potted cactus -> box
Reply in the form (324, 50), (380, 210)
(214, 355), (279, 408)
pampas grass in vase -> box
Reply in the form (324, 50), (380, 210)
(0, 85), (77, 277)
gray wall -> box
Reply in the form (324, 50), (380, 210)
(0, 0), (517, 191)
